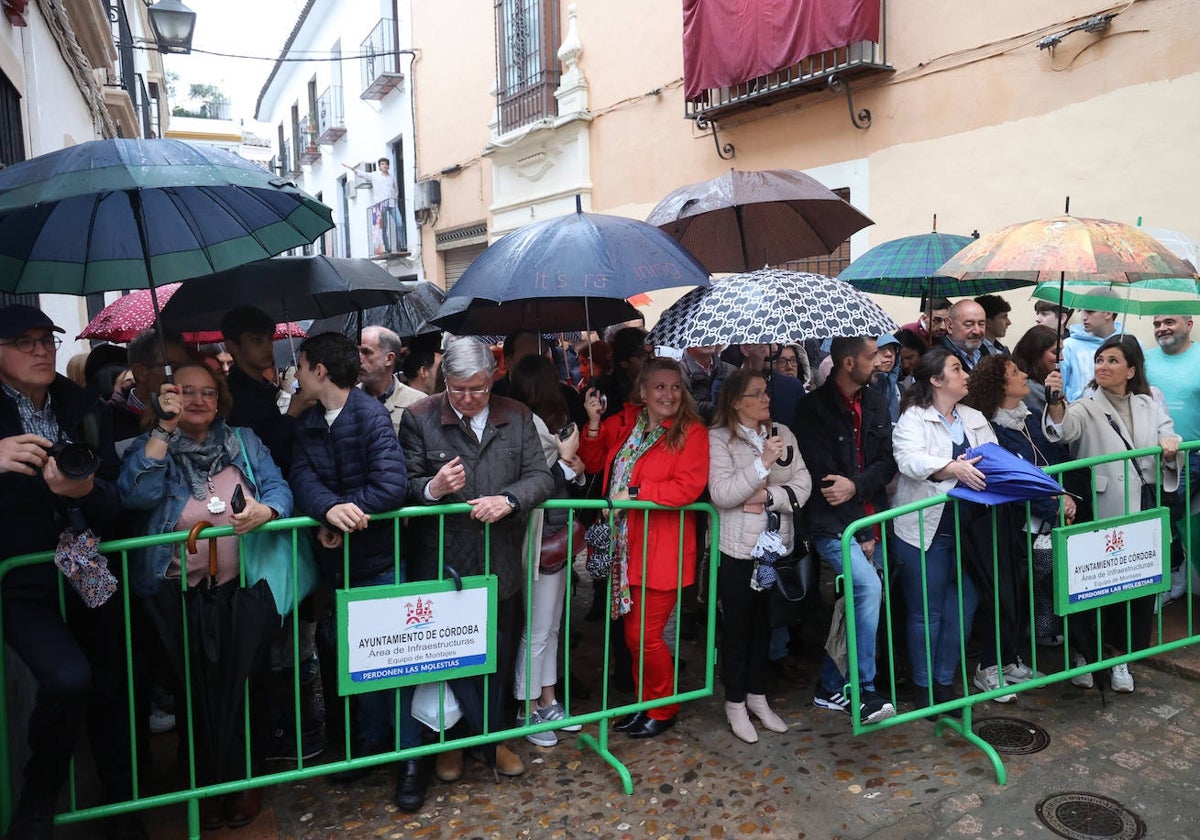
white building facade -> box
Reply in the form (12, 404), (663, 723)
(255, 0), (423, 282)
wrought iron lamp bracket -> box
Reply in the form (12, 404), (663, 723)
(828, 75), (871, 130)
(694, 115), (735, 160)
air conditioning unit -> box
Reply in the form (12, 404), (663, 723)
(415, 179), (442, 212)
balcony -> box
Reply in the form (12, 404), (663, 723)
(685, 39), (891, 123)
(280, 139), (301, 179)
(366, 198), (408, 258)
(298, 116), (321, 165)
(316, 86), (345, 144)
(360, 18), (404, 101)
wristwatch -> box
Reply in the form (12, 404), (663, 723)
(502, 492), (520, 513)
(149, 425), (177, 443)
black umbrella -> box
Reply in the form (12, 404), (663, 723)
(429, 295), (640, 336)
(309, 279), (444, 340)
(144, 522), (277, 785)
(159, 255), (407, 331)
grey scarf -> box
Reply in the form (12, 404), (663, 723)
(171, 416), (241, 500)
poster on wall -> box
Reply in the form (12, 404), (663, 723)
(1053, 508), (1170, 615)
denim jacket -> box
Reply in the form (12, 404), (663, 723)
(117, 424), (293, 597)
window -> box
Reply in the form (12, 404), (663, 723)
(494, 0), (560, 133)
(0, 69), (25, 167)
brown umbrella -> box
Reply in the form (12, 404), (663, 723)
(645, 168), (873, 273)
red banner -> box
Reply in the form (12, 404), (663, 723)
(682, 0), (880, 100)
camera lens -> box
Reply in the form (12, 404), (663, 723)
(49, 442), (100, 480)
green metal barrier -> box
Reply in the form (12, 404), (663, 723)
(834, 440), (1198, 784)
(0, 499), (718, 838)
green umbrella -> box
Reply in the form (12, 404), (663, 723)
(1031, 278), (1200, 316)
(838, 228), (1006, 297)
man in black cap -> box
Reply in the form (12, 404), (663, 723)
(0, 304), (142, 839)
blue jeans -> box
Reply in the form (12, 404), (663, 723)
(893, 534), (979, 687)
(352, 568), (420, 752)
(813, 537), (882, 693)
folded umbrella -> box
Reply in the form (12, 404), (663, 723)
(947, 442), (1065, 505)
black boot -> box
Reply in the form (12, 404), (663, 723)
(394, 760), (427, 812)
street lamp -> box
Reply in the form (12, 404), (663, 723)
(147, 0), (196, 55)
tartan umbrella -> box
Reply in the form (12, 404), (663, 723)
(79, 283), (306, 343)
(647, 269), (897, 348)
(838, 230), (1007, 297)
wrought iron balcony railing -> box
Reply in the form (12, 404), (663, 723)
(360, 18), (404, 100)
(316, 86), (345, 144)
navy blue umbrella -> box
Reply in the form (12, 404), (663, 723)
(948, 442), (1065, 505)
(433, 200), (709, 336)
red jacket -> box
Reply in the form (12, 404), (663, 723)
(580, 404), (709, 591)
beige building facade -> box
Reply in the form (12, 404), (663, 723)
(411, 0), (1198, 330)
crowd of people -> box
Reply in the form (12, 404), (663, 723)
(1, 288), (1196, 838)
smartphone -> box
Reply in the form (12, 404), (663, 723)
(230, 484), (247, 515)
(558, 422), (577, 441)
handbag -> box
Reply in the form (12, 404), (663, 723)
(584, 519), (613, 579)
(54, 527), (118, 608)
(768, 543), (815, 629)
(235, 429), (319, 617)
(411, 681), (463, 731)
(539, 519), (586, 574)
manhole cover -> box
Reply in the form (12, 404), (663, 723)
(972, 716), (1050, 755)
(1036, 792), (1146, 840)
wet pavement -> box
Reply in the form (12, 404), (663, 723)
(137, 596), (1200, 839)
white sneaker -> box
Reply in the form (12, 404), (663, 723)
(972, 665), (1016, 703)
(149, 704), (176, 734)
(1002, 661), (1043, 683)
(1110, 663), (1134, 693)
(1070, 654), (1094, 689)
(518, 709), (558, 747)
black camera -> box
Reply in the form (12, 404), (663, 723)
(47, 440), (100, 480)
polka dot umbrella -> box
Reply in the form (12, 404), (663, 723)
(647, 268), (897, 348)
(79, 284), (305, 344)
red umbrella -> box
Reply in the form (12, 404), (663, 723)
(79, 284), (306, 343)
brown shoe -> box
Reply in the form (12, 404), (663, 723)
(494, 743), (525, 777)
(434, 748), (463, 782)
(199, 797), (224, 830)
(224, 788), (263, 829)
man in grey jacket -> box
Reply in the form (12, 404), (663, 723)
(399, 338), (554, 784)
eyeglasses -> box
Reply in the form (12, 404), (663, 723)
(447, 385), (491, 398)
(741, 390), (770, 401)
(0, 335), (62, 354)
(180, 386), (219, 401)
(776, 355), (798, 365)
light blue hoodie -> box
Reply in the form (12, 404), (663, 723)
(1059, 321), (1123, 401)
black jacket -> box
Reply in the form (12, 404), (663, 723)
(792, 378), (896, 540)
(227, 365), (296, 475)
(0, 376), (122, 592)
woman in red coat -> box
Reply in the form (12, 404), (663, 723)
(581, 357), (710, 738)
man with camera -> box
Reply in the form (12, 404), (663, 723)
(0, 305), (141, 839)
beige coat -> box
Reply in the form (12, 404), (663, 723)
(378, 375), (427, 434)
(707, 423), (811, 559)
(1043, 390), (1181, 520)
(892, 403), (997, 549)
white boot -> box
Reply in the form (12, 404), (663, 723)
(746, 693), (789, 733)
(725, 701), (758, 743)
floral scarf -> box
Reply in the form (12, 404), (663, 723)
(607, 411), (666, 618)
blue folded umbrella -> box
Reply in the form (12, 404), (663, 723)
(947, 442), (1065, 505)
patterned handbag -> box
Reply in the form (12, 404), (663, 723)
(584, 520), (613, 579)
(54, 528), (118, 608)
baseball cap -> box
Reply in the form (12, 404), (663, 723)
(0, 305), (65, 341)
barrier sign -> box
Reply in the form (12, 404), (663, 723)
(1053, 507), (1170, 615)
(336, 575), (497, 696)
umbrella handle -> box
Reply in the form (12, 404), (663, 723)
(149, 391), (179, 422)
(186, 521), (219, 585)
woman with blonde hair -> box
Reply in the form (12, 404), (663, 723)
(707, 367), (810, 742)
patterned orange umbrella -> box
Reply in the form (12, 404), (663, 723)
(937, 215), (1198, 284)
